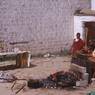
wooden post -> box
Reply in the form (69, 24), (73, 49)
(16, 52), (29, 68)
(85, 27), (88, 49)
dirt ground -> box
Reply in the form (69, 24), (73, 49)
(0, 55), (95, 95)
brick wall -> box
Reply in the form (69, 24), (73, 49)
(0, 0), (90, 54)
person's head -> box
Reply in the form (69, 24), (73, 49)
(76, 33), (80, 39)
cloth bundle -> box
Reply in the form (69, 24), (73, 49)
(0, 71), (16, 83)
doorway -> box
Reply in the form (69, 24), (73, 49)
(84, 22), (95, 46)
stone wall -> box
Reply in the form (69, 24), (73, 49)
(0, 0), (90, 54)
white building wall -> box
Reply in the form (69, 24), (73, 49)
(74, 16), (95, 39)
(91, 0), (95, 10)
(0, 0), (90, 54)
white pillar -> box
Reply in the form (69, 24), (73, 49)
(27, 51), (31, 67)
(91, 0), (95, 10)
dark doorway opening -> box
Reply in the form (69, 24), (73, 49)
(84, 22), (95, 46)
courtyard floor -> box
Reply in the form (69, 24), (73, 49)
(0, 55), (95, 95)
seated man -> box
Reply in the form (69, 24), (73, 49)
(88, 40), (95, 52)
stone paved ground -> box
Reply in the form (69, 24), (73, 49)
(0, 56), (95, 95)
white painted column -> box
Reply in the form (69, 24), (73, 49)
(91, 0), (95, 10)
(27, 51), (31, 67)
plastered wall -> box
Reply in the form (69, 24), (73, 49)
(0, 0), (90, 54)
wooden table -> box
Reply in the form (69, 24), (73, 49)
(0, 51), (31, 68)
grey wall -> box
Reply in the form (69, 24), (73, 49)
(0, 0), (90, 54)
